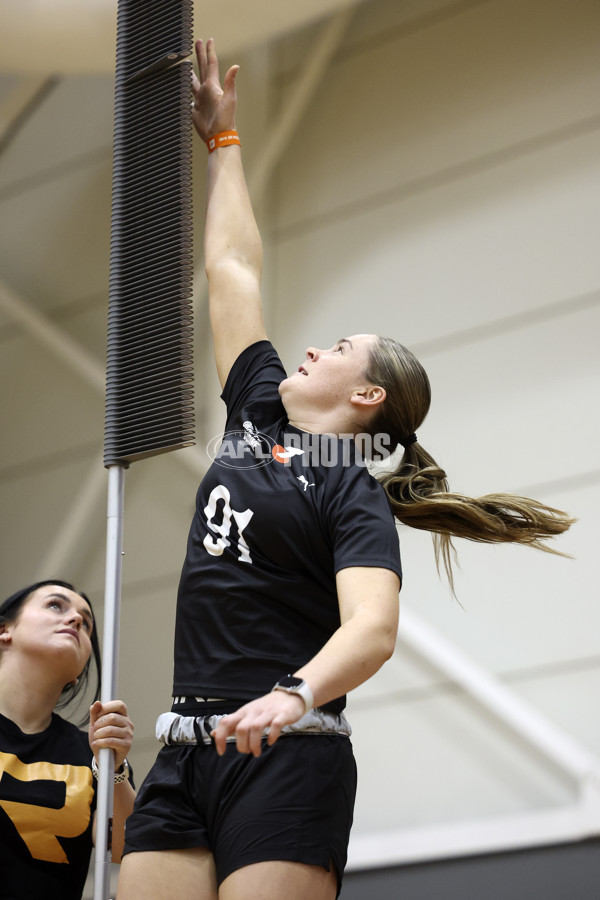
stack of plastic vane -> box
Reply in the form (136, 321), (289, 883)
(104, 0), (195, 466)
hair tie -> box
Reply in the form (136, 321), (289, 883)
(400, 433), (417, 448)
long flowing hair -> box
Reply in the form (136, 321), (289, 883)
(364, 336), (574, 589)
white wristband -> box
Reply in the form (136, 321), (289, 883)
(91, 756), (130, 784)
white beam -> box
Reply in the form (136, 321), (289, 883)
(36, 456), (106, 581)
(397, 608), (600, 785)
(347, 791), (600, 869)
(0, 278), (207, 468)
(0, 0), (361, 74)
(192, 8), (356, 440)
(0, 277), (204, 578)
(4, 8), (356, 592)
(248, 6), (355, 201)
(363, 610), (600, 865)
(192, 5), (357, 301)
(0, 76), (54, 148)
(0, 278), (105, 392)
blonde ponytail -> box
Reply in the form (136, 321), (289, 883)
(364, 337), (574, 587)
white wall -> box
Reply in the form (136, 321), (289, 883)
(0, 0), (598, 879)
(260, 0), (600, 850)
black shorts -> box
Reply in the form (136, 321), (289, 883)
(123, 733), (357, 893)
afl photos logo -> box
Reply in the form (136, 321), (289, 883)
(271, 445), (305, 464)
(207, 420), (306, 469)
(206, 421), (276, 469)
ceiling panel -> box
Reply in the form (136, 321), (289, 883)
(0, 0), (365, 74)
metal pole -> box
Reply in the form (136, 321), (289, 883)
(94, 463), (126, 900)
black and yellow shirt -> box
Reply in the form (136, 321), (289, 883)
(0, 712), (96, 900)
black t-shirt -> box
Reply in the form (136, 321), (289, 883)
(174, 341), (402, 713)
(0, 712), (96, 900)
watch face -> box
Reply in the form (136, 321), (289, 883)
(277, 675), (303, 690)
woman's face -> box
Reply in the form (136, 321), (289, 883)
(279, 333), (378, 419)
(2, 584), (93, 679)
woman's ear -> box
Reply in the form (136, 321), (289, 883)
(0, 624), (11, 645)
(350, 385), (386, 409)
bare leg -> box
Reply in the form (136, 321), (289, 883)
(219, 860), (337, 900)
(117, 848), (218, 900)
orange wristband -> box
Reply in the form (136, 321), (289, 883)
(207, 130), (241, 153)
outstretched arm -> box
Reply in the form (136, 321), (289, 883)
(192, 38), (267, 388)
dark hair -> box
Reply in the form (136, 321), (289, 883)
(0, 579), (101, 724)
(364, 336), (575, 590)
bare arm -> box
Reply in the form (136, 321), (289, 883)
(108, 777), (136, 863)
(293, 567), (400, 709)
(192, 38), (267, 388)
(211, 566), (400, 756)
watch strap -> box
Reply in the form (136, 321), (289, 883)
(271, 677), (314, 714)
(91, 756), (130, 784)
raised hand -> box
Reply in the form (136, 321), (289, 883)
(191, 38), (239, 142)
